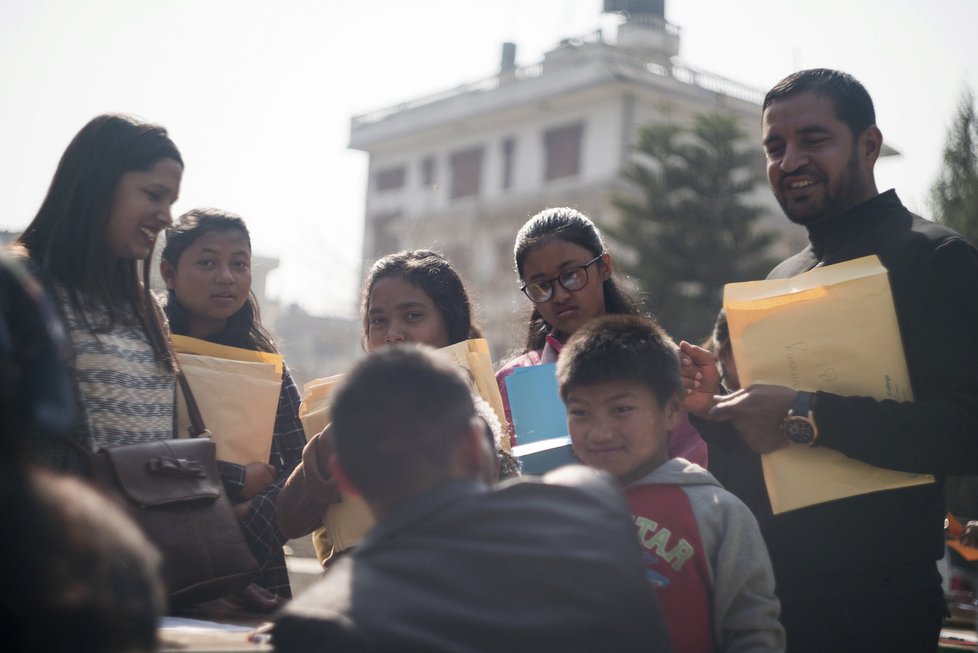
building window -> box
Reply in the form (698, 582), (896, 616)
(501, 138), (516, 191)
(371, 210), (402, 256)
(544, 122), (584, 181)
(374, 166), (406, 193)
(449, 146), (483, 199)
(420, 156), (436, 187)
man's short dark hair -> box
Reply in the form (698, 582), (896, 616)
(331, 346), (476, 502)
(763, 68), (876, 138)
(557, 315), (681, 406)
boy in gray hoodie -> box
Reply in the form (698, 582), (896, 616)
(557, 315), (784, 653)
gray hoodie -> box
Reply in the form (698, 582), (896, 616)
(630, 457), (785, 653)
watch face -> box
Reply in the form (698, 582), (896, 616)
(783, 416), (816, 445)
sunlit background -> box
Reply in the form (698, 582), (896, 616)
(2, 0), (976, 318)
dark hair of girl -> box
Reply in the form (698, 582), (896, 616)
(160, 208), (277, 354)
(360, 250), (476, 349)
(514, 207), (639, 352)
(17, 113), (183, 371)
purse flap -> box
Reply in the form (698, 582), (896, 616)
(101, 438), (222, 507)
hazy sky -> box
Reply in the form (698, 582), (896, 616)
(2, 0), (976, 317)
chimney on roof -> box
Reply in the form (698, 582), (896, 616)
(500, 42), (517, 72)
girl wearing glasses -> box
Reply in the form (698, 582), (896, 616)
(496, 207), (707, 466)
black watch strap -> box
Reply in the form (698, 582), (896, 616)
(792, 391), (815, 417)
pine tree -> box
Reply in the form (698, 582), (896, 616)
(608, 113), (778, 342)
(930, 88), (978, 246)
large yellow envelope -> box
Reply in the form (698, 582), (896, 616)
(172, 336), (283, 466)
(437, 338), (510, 451)
(299, 375), (374, 562)
(172, 334), (283, 375)
(724, 255), (934, 514)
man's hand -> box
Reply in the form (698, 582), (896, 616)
(241, 461), (277, 500)
(708, 384), (796, 454)
(679, 340), (721, 418)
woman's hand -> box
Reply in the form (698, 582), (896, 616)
(241, 461), (277, 500)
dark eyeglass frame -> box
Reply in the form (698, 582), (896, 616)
(520, 255), (603, 304)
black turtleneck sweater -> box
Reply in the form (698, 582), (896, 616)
(756, 190), (978, 598)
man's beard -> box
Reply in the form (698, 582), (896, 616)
(778, 152), (866, 227)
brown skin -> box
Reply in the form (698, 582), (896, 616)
(232, 462), (278, 519)
(678, 340), (793, 454)
(676, 91), (885, 455)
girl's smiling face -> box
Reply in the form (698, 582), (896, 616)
(366, 275), (451, 352)
(161, 228), (251, 339)
(520, 238), (610, 340)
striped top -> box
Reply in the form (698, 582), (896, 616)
(61, 296), (175, 452)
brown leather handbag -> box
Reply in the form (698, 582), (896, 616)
(92, 371), (259, 608)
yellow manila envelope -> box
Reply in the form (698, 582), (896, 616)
(299, 374), (344, 442)
(171, 334), (283, 376)
(299, 375), (375, 560)
(175, 353), (282, 466)
(437, 339), (510, 451)
(724, 255), (934, 514)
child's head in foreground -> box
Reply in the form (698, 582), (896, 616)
(557, 315), (682, 484)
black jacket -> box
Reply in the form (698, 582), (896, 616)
(741, 190), (978, 599)
(274, 467), (673, 653)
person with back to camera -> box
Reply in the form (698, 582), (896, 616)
(496, 207), (707, 466)
(0, 248), (165, 653)
(557, 314), (783, 653)
(276, 250), (518, 563)
(16, 113), (183, 473)
(273, 345), (675, 653)
(160, 208), (306, 604)
(681, 69), (978, 652)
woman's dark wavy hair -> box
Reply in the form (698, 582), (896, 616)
(17, 113), (183, 371)
(161, 208), (277, 354)
(514, 207), (639, 352)
(360, 250), (476, 349)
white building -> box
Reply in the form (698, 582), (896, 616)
(349, 1), (806, 356)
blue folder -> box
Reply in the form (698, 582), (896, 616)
(504, 364), (579, 474)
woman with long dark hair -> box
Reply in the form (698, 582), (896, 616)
(160, 208), (305, 601)
(18, 113), (182, 473)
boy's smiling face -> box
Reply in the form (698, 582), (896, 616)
(566, 380), (681, 485)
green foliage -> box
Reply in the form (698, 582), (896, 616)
(608, 113), (778, 342)
(930, 88), (978, 246)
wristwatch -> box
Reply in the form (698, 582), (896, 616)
(782, 391), (819, 446)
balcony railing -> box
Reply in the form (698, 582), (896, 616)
(350, 30), (763, 130)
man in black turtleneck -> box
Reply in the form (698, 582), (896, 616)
(703, 69), (978, 652)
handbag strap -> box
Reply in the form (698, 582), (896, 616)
(175, 367), (210, 439)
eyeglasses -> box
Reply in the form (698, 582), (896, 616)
(520, 255), (603, 303)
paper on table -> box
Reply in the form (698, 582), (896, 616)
(724, 255), (934, 514)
